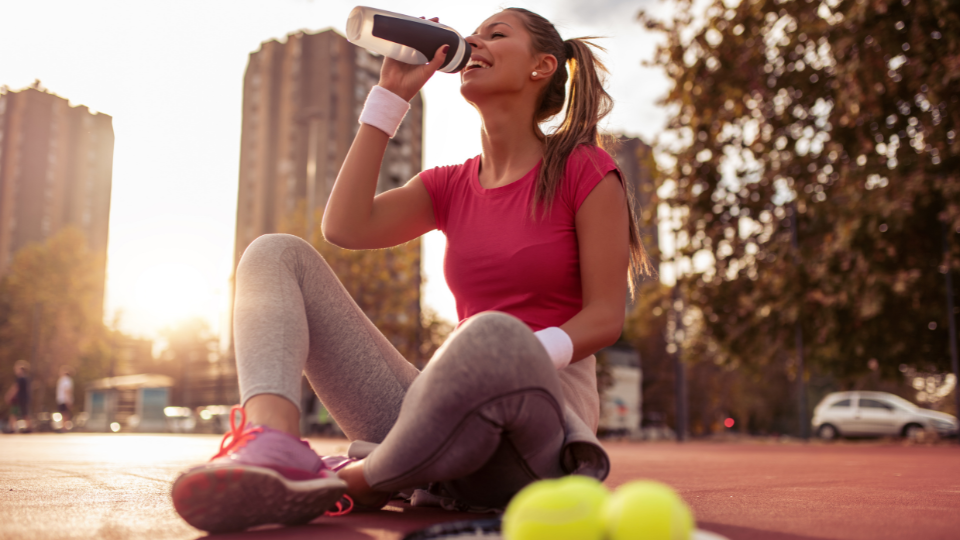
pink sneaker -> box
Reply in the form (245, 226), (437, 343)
(171, 405), (349, 533)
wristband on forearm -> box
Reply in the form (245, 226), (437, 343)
(534, 327), (574, 370)
(358, 86), (410, 138)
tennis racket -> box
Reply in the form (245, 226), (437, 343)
(402, 518), (502, 539)
(402, 518), (730, 540)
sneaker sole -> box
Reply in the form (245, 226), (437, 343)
(171, 464), (347, 533)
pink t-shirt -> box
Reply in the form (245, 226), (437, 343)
(420, 145), (621, 331)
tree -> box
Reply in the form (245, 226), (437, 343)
(157, 317), (225, 408)
(0, 227), (109, 414)
(643, 0), (960, 409)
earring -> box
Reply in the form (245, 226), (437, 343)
(532, 71), (538, 77)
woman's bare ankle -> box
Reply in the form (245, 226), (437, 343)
(244, 394), (301, 438)
(337, 460), (389, 508)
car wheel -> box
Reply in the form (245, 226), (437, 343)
(902, 423), (925, 441)
(818, 424), (839, 441)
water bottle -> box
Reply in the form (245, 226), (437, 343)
(346, 6), (472, 73)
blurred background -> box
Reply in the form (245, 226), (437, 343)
(0, 0), (956, 442)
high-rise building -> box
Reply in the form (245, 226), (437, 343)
(600, 136), (661, 434)
(0, 82), (114, 315)
(231, 29), (425, 374)
(613, 136), (660, 259)
(234, 29), (423, 265)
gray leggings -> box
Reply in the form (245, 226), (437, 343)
(234, 234), (567, 507)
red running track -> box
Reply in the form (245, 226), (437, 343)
(0, 434), (957, 539)
(603, 441), (960, 540)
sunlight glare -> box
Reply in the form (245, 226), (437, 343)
(133, 263), (213, 329)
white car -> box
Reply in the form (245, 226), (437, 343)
(811, 391), (958, 440)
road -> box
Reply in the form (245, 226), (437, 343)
(1, 434), (958, 539)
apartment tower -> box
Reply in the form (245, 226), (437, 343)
(613, 136), (660, 258)
(0, 82), (114, 314)
(234, 29), (423, 264)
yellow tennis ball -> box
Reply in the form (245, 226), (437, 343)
(503, 476), (609, 540)
(605, 480), (694, 540)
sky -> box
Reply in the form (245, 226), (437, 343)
(0, 0), (670, 341)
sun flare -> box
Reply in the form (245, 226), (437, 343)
(133, 263), (214, 330)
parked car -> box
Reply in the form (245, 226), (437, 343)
(812, 391), (958, 440)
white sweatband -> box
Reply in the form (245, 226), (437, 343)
(534, 327), (574, 370)
(358, 86), (410, 138)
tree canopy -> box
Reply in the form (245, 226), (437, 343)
(644, 0), (959, 409)
(0, 227), (109, 412)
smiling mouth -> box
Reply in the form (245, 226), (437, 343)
(463, 58), (492, 72)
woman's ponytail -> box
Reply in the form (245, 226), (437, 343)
(541, 37), (613, 208)
(507, 8), (652, 295)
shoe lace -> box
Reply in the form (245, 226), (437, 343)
(211, 405), (264, 460)
(323, 494), (354, 517)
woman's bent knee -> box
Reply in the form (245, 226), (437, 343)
(242, 234), (311, 259)
(458, 311), (532, 341)
(429, 311), (551, 381)
(237, 234), (318, 274)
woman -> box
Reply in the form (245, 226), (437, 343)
(172, 8), (649, 533)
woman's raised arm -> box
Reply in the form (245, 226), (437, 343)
(322, 43), (449, 250)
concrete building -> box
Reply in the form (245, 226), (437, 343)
(0, 82), (114, 314)
(613, 136), (660, 259)
(234, 29), (423, 265)
(598, 136), (660, 435)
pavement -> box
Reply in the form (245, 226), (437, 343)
(1, 433), (959, 540)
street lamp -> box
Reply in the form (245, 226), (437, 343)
(790, 201), (809, 441)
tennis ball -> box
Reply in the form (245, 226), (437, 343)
(605, 480), (694, 540)
(503, 476), (609, 540)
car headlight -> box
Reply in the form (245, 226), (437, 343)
(931, 419), (956, 430)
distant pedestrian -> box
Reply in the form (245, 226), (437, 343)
(56, 366), (74, 431)
(6, 360), (32, 433)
